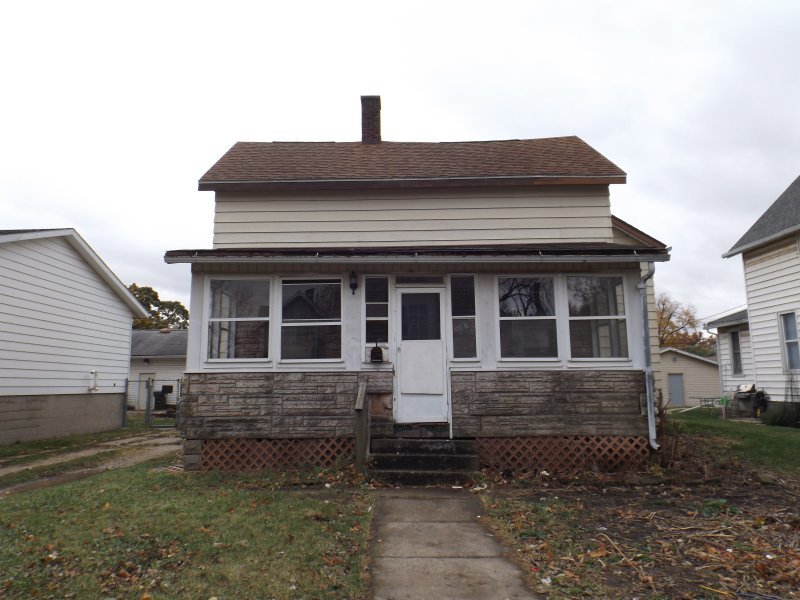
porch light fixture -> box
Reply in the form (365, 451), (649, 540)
(349, 272), (358, 295)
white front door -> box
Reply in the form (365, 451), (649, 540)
(395, 289), (449, 423)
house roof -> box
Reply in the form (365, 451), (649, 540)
(165, 242), (670, 265)
(131, 329), (188, 358)
(724, 175), (800, 257)
(0, 229), (148, 318)
(706, 309), (749, 329)
(199, 136), (627, 192)
(660, 347), (718, 366)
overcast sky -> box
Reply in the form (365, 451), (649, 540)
(2, 1), (799, 325)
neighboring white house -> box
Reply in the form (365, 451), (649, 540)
(722, 175), (800, 402)
(128, 329), (187, 409)
(659, 347), (719, 407)
(0, 229), (147, 444)
(706, 309), (755, 395)
(165, 96), (671, 472)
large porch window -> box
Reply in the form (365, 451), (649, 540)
(498, 277), (558, 358)
(281, 279), (342, 359)
(207, 279), (270, 359)
(567, 276), (628, 358)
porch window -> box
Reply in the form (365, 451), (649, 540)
(365, 276), (389, 344)
(567, 276), (628, 358)
(281, 279), (342, 359)
(780, 312), (800, 371)
(498, 277), (557, 358)
(207, 279), (270, 359)
(730, 331), (743, 375)
(451, 275), (477, 358)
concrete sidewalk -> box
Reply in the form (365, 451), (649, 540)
(372, 488), (540, 600)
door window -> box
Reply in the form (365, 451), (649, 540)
(401, 293), (441, 341)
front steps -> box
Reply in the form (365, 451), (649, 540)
(368, 436), (480, 485)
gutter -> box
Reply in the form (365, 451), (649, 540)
(165, 252), (670, 265)
(637, 261), (659, 450)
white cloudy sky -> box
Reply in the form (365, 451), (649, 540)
(2, 1), (799, 324)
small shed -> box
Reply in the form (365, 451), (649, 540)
(128, 329), (187, 410)
(659, 347), (719, 407)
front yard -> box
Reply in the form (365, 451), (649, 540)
(481, 412), (800, 599)
(0, 462), (373, 599)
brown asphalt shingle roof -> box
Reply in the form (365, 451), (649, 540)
(199, 136), (626, 191)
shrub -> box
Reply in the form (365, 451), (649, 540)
(760, 402), (800, 428)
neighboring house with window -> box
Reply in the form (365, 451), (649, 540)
(706, 309), (754, 395)
(128, 329), (187, 410)
(165, 96), (670, 472)
(722, 174), (800, 401)
(0, 229), (147, 444)
(659, 347), (719, 407)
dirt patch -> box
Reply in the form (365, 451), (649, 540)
(481, 439), (800, 599)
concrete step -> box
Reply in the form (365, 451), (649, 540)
(369, 469), (477, 486)
(371, 452), (480, 471)
(393, 423), (450, 438)
(370, 438), (477, 455)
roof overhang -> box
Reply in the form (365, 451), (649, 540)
(659, 347), (718, 366)
(0, 229), (148, 318)
(199, 174), (626, 192)
(165, 244), (670, 265)
(722, 225), (800, 258)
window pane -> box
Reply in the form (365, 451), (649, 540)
(366, 304), (388, 318)
(569, 319), (628, 358)
(281, 325), (341, 359)
(401, 293), (440, 341)
(366, 321), (388, 344)
(365, 277), (389, 303)
(567, 277), (625, 317)
(498, 278), (555, 317)
(782, 313), (798, 341)
(731, 331), (743, 374)
(451, 276), (475, 317)
(499, 320), (557, 358)
(453, 318), (477, 358)
(282, 281), (341, 322)
(210, 280), (269, 319)
(208, 321), (269, 359)
(788, 341), (800, 370)
(396, 276), (444, 285)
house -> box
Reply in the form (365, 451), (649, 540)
(128, 329), (187, 410)
(165, 96), (670, 473)
(706, 309), (755, 396)
(721, 175), (800, 402)
(658, 347), (719, 407)
(0, 229), (147, 445)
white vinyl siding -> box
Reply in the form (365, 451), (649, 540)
(742, 237), (800, 401)
(212, 186), (613, 248)
(660, 350), (719, 406)
(0, 237), (133, 396)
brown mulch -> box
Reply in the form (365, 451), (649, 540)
(481, 441), (800, 599)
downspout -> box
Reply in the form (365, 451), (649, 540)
(638, 262), (659, 450)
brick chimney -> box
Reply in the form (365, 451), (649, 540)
(361, 95), (381, 143)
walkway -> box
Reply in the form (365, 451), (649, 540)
(372, 488), (540, 600)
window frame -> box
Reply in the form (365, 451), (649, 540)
(730, 330), (743, 375)
(448, 274), (479, 361)
(779, 311), (800, 372)
(278, 277), (344, 363)
(495, 274), (560, 361)
(566, 275), (629, 360)
(204, 276), (272, 363)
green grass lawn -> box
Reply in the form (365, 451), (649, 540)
(670, 409), (800, 474)
(0, 460), (373, 599)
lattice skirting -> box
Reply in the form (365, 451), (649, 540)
(476, 436), (650, 473)
(200, 438), (354, 472)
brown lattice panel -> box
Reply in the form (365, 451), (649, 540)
(201, 438), (354, 472)
(476, 436), (649, 473)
